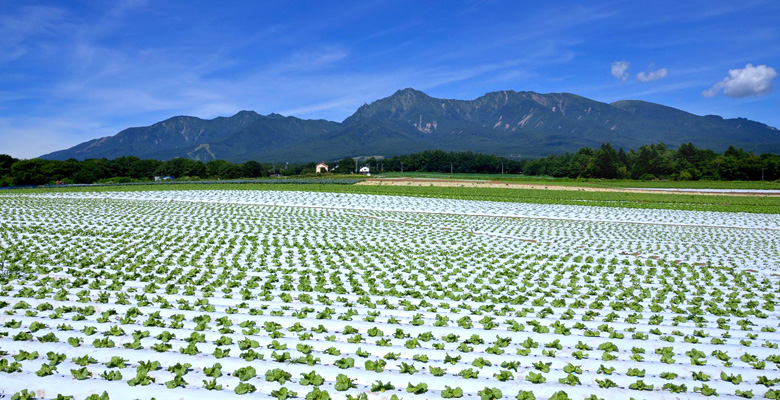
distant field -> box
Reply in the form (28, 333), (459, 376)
(5, 180), (780, 214)
(376, 172), (780, 190)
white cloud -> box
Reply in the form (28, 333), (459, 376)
(703, 63), (777, 98)
(636, 67), (668, 82)
(611, 61), (630, 82)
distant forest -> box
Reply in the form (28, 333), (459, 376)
(1, 143), (778, 186)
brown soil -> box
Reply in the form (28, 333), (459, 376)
(358, 178), (780, 197)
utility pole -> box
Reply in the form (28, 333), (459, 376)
(355, 159), (358, 173)
(762, 167), (765, 181)
(501, 162), (504, 175)
(401, 162), (403, 173)
(450, 162), (453, 174)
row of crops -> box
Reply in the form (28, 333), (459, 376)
(0, 190), (778, 399)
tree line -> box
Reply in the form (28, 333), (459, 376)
(1, 143), (778, 186)
(522, 143), (780, 181)
(0, 156), (311, 186)
(337, 151), (523, 175)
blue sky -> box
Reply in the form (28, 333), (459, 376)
(1, 0), (779, 158)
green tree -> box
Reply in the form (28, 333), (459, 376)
(0, 154), (18, 177)
(218, 163), (244, 179)
(589, 143), (621, 178)
(338, 158), (356, 173)
(243, 161), (264, 178)
(206, 160), (230, 178)
(128, 159), (162, 179)
(10, 159), (50, 185)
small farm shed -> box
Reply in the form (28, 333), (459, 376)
(315, 163), (329, 173)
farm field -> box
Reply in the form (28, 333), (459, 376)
(8, 182), (780, 214)
(0, 189), (779, 399)
(374, 172), (780, 191)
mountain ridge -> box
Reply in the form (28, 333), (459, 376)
(40, 88), (780, 162)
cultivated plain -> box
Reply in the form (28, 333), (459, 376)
(0, 186), (778, 399)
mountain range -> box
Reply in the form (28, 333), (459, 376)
(40, 88), (780, 162)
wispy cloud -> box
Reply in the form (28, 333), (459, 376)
(0, 116), (121, 158)
(1, 1), (779, 158)
(279, 97), (369, 118)
(275, 47), (350, 73)
(0, 5), (71, 63)
(621, 80), (704, 98)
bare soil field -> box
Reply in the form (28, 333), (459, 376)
(360, 177), (780, 197)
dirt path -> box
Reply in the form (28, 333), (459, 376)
(358, 178), (780, 197)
